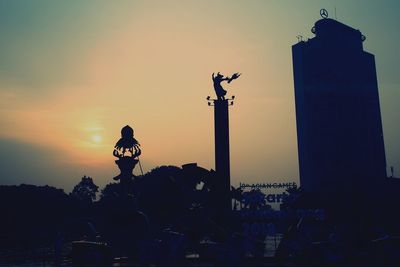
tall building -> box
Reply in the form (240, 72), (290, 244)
(292, 17), (387, 198)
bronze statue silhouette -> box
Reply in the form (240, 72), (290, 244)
(113, 125), (141, 159)
(113, 125), (142, 188)
(212, 72), (241, 100)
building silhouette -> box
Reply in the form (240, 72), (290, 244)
(292, 17), (387, 198)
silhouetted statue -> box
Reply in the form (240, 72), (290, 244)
(113, 125), (142, 195)
(212, 72), (241, 100)
(113, 125), (141, 159)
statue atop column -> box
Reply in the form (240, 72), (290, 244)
(208, 72), (241, 220)
(113, 125), (141, 194)
(212, 72), (241, 100)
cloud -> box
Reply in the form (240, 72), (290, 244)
(0, 138), (112, 192)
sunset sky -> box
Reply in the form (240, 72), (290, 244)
(1, 0), (399, 191)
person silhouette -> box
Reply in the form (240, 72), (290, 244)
(212, 72), (241, 100)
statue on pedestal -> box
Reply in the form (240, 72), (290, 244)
(113, 125), (141, 194)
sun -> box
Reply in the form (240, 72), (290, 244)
(91, 134), (103, 143)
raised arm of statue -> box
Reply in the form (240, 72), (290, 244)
(228, 72), (241, 83)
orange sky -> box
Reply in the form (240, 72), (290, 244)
(1, 1), (399, 191)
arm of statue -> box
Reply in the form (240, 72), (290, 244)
(113, 148), (122, 158)
(133, 145), (141, 158)
(232, 72), (241, 79)
(212, 73), (215, 81)
(228, 72), (241, 83)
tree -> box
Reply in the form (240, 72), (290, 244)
(231, 186), (244, 210)
(71, 175), (99, 203)
(242, 189), (267, 210)
(100, 182), (121, 201)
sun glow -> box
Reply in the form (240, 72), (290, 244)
(91, 134), (102, 143)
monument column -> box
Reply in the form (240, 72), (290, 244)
(208, 71), (240, 216)
(214, 99), (232, 214)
